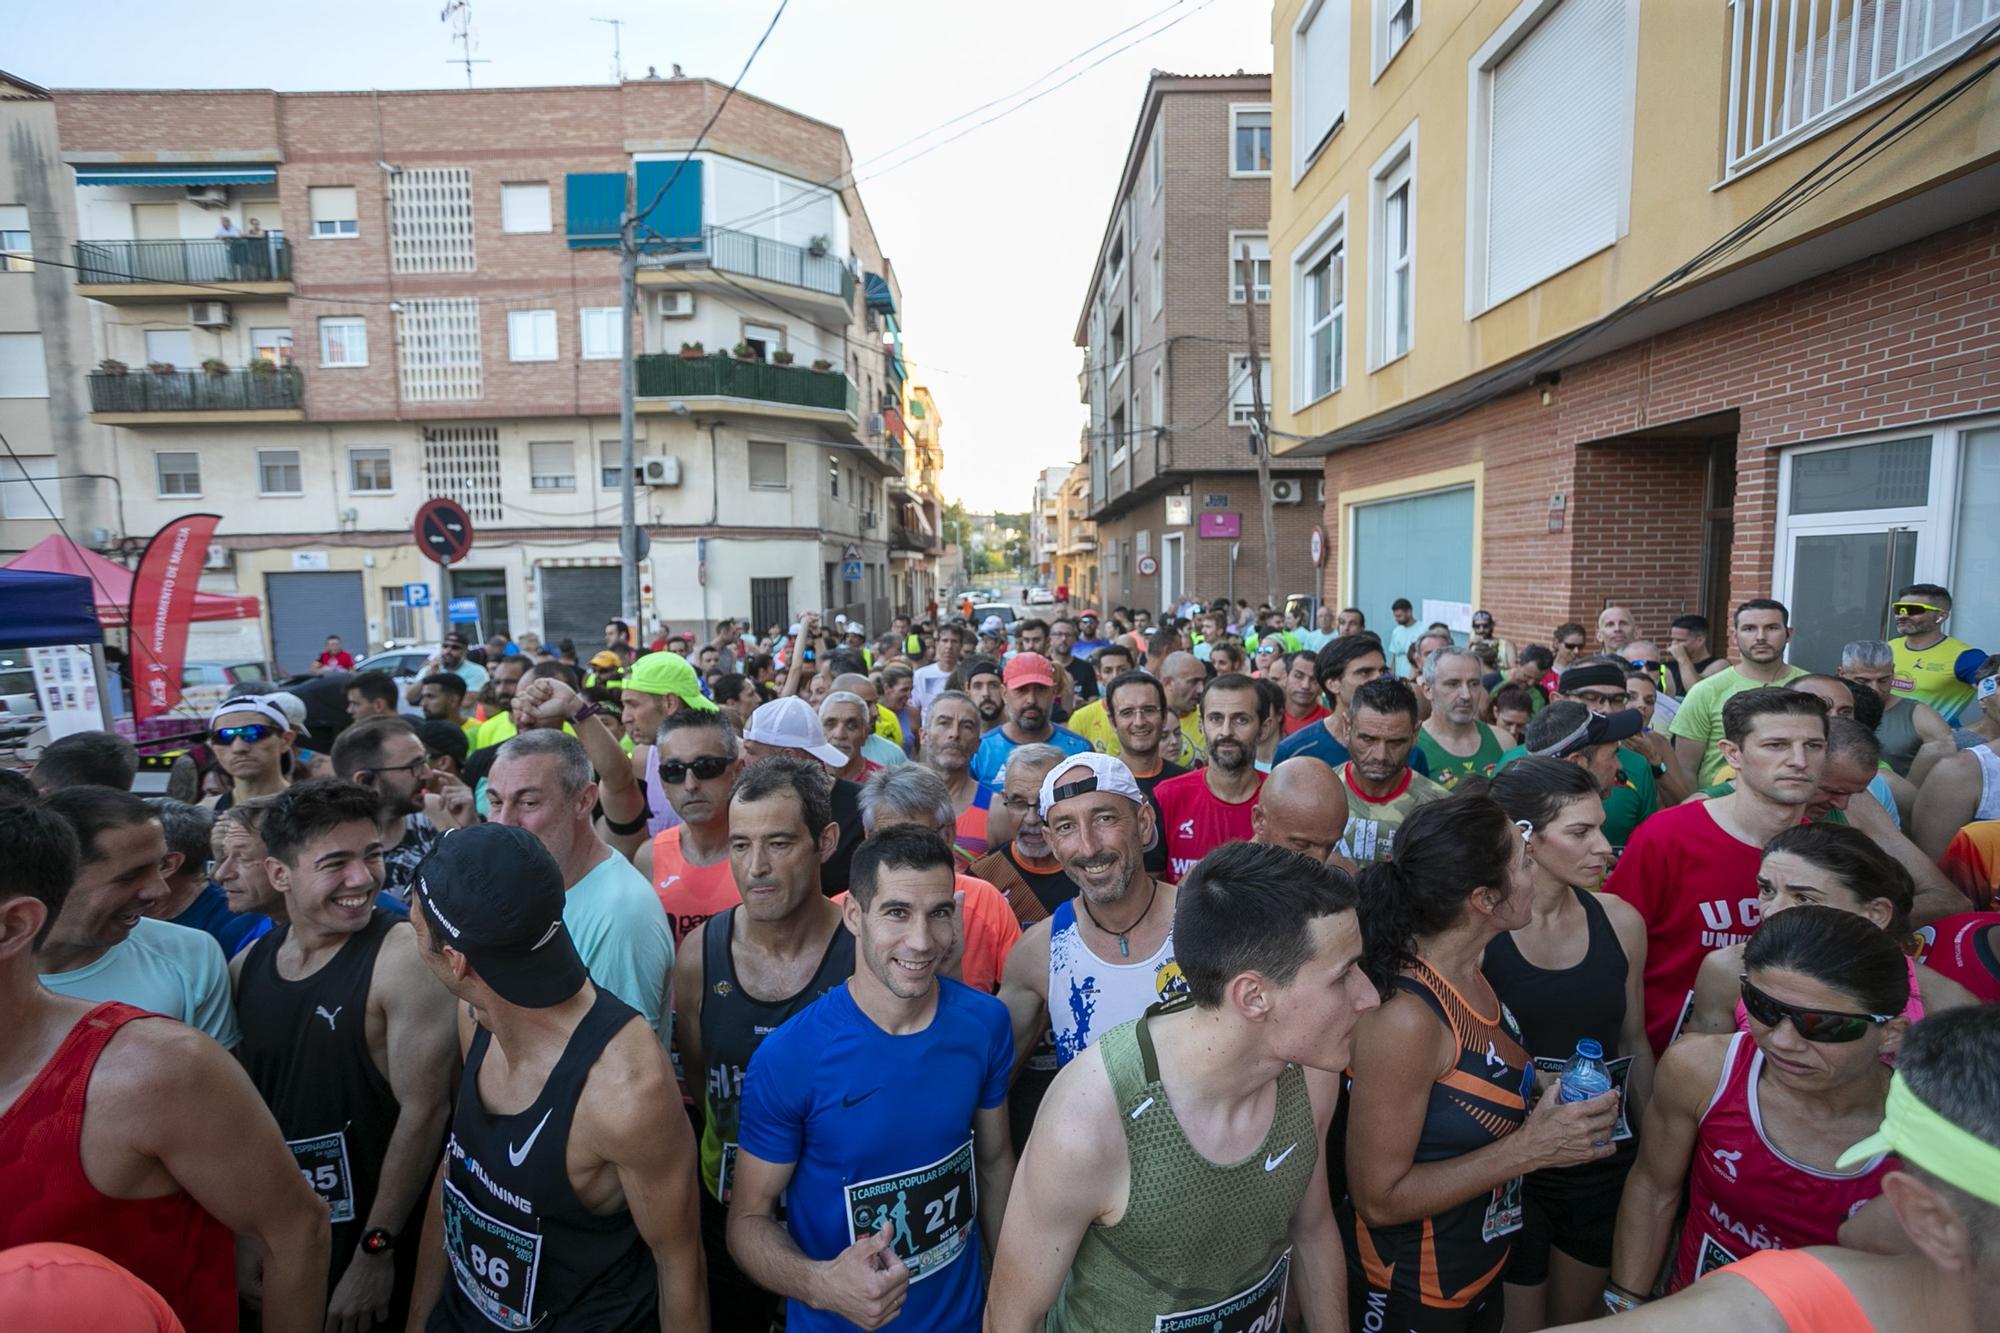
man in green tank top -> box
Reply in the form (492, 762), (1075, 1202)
(984, 841), (1381, 1331)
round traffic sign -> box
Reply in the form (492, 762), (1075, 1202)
(1137, 554), (1159, 578)
(1310, 525), (1326, 568)
(414, 497), (475, 566)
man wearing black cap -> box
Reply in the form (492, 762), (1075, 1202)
(406, 823), (706, 1330)
(1495, 661), (1661, 849)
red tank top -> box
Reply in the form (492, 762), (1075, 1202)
(0, 1002), (236, 1332)
(1673, 1032), (1897, 1290)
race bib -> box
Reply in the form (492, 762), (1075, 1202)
(1481, 1176), (1524, 1243)
(845, 1139), (976, 1283)
(718, 1141), (739, 1205)
(287, 1130), (355, 1224)
(443, 1180), (544, 1330)
(1668, 990), (1698, 1047)
(1154, 1249), (1289, 1333)
(1531, 1054), (1637, 1143)
(1694, 1233), (1738, 1280)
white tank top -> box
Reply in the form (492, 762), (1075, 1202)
(1976, 744), (2000, 822)
(1046, 897), (1187, 1067)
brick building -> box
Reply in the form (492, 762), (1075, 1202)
(1, 75), (928, 672)
(1076, 72), (1323, 616)
(1269, 0), (2000, 662)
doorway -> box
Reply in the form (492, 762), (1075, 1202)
(448, 568), (510, 643)
(1160, 533), (1184, 614)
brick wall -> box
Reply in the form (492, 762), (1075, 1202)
(1085, 474), (1323, 614)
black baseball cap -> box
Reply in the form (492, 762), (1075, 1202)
(1530, 708), (1645, 759)
(414, 824), (586, 1009)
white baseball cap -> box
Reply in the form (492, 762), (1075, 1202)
(1038, 752), (1145, 818)
(742, 695), (848, 768)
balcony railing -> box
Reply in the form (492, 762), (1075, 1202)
(88, 366), (304, 413)
(890, 523), (928, 552)
(640, 225), (855, 302)
(1725, 0), (1998, 176)
(635, 352), (858, 415)
(74, 237), (291, 285)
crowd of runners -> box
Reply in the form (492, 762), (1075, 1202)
(3, 586), (2000, 1333)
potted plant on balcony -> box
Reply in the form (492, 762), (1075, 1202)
(201, 357), (229, 377)
(807, 234), (831, 259)
(733, 341), (757, 362)
(678, 341), (705, 360)
(248, 357), (278, 376)
(98, 358), (128, 377)
(147, 361), (178, 376)
(772, 349), (795, 366)
(811, 358), (834, 373)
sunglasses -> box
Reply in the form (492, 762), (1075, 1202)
(659, 755), (733, 785)
(1891, 602), (1942, 617)
(211, 723), (277, 747)
(1738, 976), (1894, 1043)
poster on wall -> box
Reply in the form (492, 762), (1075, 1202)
(30, 645), (104, 741)
(1422, 599), (1474, 635)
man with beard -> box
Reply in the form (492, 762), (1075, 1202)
(670, 758), (856, 1330)
(968, 653), (1091, 787)
(467, 654), (530, 749)
(949, 654), (1008, 734)
(635, 707), (744, 944)
(1074, 610), (1110, 656)
(1048, 616), (1097, 706)
(967, 744), (1080, 930)
(412, 672), (469, 737)
(1102, 669), (1187, 879)
(1413, 646), (1506, 791)
(404, 631), (485, 707)
(1336, 677), (1449, 865)
(1273, 634), (1435, 780)
(1153, 674), (1268, 881)
(921, 690), (996, 865)
(1252, 756), (1353, 870)
(329, 717), (475, 902)
(1670, 599), (1809, 786)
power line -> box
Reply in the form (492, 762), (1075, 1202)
(630, 0), (790, 229)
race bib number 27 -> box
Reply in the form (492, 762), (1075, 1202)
(845, 1140), (977, 1283)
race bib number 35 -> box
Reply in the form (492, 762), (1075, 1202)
(845, 1139), (976, 1284)
(1154, 1249), (1290, 1333)
(443, 1181), (543, 1331)
(287, 1131), (355, 1224)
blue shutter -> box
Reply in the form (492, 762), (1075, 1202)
(565, 172), (626, 249)
(1350, 486), (1476, 646)
(634, 159), (702, 250)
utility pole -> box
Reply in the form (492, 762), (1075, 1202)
(1240, 242), (1278, 609)
(618, 175), (641, 628)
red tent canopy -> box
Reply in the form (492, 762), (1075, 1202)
(4, 534), (261, 626)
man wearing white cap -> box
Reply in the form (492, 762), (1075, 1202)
(741, 694), (867, 897)
(209, 694), (296, 810)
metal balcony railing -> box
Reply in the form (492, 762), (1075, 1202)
(641, 225), (855, 302)
(1724, 0), (1999, 175)
(88, 366), (304, 412)
(74, 236), (291, 285)
(635, 352), (858, 415)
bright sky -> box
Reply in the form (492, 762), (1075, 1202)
(16, 0), (1272, 511)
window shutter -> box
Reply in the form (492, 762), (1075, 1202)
(634, 159), (703, 249)
(308, 186), (357, 224)
(1485, 0), (1627, 307)
(565, 172), (626, 249)
(1297, 0), (1351, 166)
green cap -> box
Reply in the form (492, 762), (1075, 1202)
(624, 651), (717, 712)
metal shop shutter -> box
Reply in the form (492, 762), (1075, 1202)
(266, 571), (367, 678)
(538, 566), (623, 653)
(1349, 486), (1475, 641)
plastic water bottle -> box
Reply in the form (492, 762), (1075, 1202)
(1557, 1038), (1614, 1104)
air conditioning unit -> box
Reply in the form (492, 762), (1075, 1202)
(652, 290), (694, 320)
(1269, 478), (1303, 505)
(185, 185), (229, 209)
(189, 300), (233, 328)
(866, 412), (885, 438)
(203, 544), (232, 570)
(641, 456), (682, 487)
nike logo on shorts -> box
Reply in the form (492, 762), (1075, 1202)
(843, 1088), (880, 1108)
(508, 1107), (555, 1167)
(1264, 1143), (1298, 1172)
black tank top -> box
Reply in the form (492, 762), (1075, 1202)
(432, 986), (654, 1331)
(696, 905), (855, 1202)
(237, 911), (404, 1293)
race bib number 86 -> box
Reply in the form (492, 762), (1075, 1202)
(845, 1139), (977, 1283)
(443, 1181), (543, 1330)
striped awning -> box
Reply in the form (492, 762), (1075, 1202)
(74, 166), (277, 187)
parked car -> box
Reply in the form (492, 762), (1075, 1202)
(176, 660), (271, 714)
(972, 603), (1019, 630)
(356, 646), (440, 681)
(1026, 586), (1057, 606)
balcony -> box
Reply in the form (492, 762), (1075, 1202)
(891, 522), (928, 553)
(637, 225), (854, 313)
(73, 237), (292, 301)
(635, 352), (858, 426)
(87, 366), (305, 423)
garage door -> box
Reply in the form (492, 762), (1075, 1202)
(1349, 485), (1475, 640)
(539, 566), (622, 654)
(266, 571), (368, 678)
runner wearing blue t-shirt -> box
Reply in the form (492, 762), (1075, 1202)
(728, 827), (1016, 1333)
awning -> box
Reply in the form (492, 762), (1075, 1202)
(4, 534), (261, 625)
(75, 166), (277, 187)
(911, 507), (934, 537)
(864, 272), (896, 315)
(0, 570), (103, 648)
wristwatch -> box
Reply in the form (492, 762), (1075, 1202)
(360, 1227), (397, 1256)
(570, 699), (606, 725)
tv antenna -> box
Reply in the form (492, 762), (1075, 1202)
(593, 17), (625, 83)
(440, 1), (491, 87)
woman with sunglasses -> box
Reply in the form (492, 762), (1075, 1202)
(1681, 823), (1975, 1042)
(1344, 794), (1621, 1332)
(1607, 905), (1905, 1306)
(207, 696), (294, 812)
(1470, 760), (1655, 1330)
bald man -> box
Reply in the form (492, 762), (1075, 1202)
(1251, 757), (1354, 873)
(1158, 651), (1209, 767)
(1597, 605), (1637, 656)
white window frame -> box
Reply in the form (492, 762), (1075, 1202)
(1149, 241), (1163, 317)
(1107, 311), (1127, 389)
(1372, 0), (1419, 81)
(154, 450), (202, 498)
(0, 455), (60, 519)
(1227, 230), (1271, 304)
(1229, 355), (1272, 426)
(1291, 199), (1349, 410)
(348, 446), (394, 494)
(1291, 0), (1352, 182)
(1149, 129), (1164, 200)
(0, 332), (50, 397)
(1463, 0), (1641, 319)
(528, 441), (576, 492)
(579, 307), (624, 361)
(318, 316), (369, 368)
(1368, 123), (1418, 369)
(499, 181), (552, 234)
(257, 448), (304, 497)
(307, 186), (359, 239)
(0, 204), (31, 273)
(1229, 103), (1274, 178)
(507, 308), (558, 362)
(748, 440), (789, 490)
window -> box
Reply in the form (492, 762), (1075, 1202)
(319, 317), (369, 368)
(308, 186), (359, 238)
(1109, 406), (1128, 470)
(1150, 362), (1165, 428)
(1229, 355), (1273, 426)
(1370, 127), (1416, 365)
(0, 455), (59, 519)
(258, 448), (303, 495)
(1231, 106), (1274, 176)
(349, 447), (394, 493)
(529, 441), (576, 491)
(388, 167), (475, 274)
(423, 425), (504, 523)
(749, 440), (788, 489)
(579, 307), (623, 361)
(1228, 232), (1272, 303)
(500, 182), (551, 234)
(827, 453), (840, 498)
(155, 450), (202, 497)
(397, 298), (482, 401)
(507, 309), (558, 362)
(1149, 131), (1164, 198)
(1107, 230), (1125, 290)
(599, 440), (638, 489)
(1150, 242), (1163, 316)
(1374, 0), (1418, 77)
(143, 329), (194, 371)
(742, 323), (784, 361)
(1293, 0), (1352, 173)
(384, 586), (417, 642)
(0, 205), (30, 272)
(250, 327), (293, 366)
(0, 333), (50, 397)
(1108, 312), (1126, 382)
(1294, 210), (1347, 405)
(1470, 0), (1635, 312)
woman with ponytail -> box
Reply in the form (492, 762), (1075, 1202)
(1342, 793), (1622, 1332)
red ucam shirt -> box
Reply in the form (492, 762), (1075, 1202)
(1152, 768), (1264, 883)
(1604, 800), (1766, 1055)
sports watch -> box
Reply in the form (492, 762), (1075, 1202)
(360, 1227), (397, 1256)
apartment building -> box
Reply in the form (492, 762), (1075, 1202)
(1270, 0), (2000, 668)
(1032, 463), (1068, 581)
(1, 75), (920, 672)
(1053, 461), (1100, 606)
(891, 381), (946, 616)
(1077, 71), (1324, 616)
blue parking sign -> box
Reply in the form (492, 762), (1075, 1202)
(404, 583), (433, 608)
(447, 597), (480, 623)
